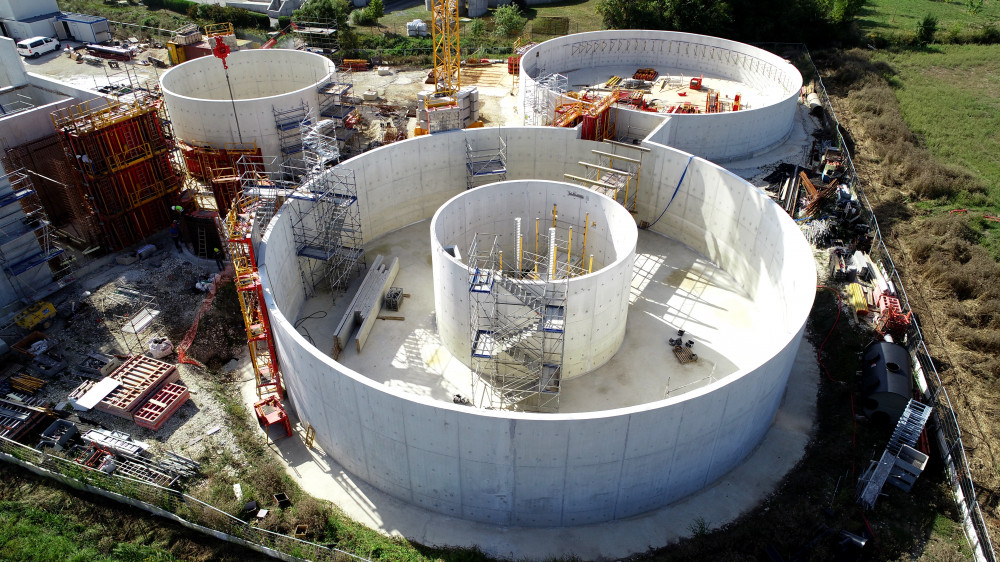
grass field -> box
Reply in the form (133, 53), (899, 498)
(859, 0), (1000, 36)
(379, 0), (604, 38)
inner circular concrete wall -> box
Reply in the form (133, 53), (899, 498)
(519, 30), (803, 161)
(160, 50), (334, 165)
(258, 126), (816, 526)
(430, 179), (638, 379)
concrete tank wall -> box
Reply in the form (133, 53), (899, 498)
(430, 179), (637, 378)
(259, 126), (815, 526)
(519, 30), (802, 161)
(160, 50), (334, 165)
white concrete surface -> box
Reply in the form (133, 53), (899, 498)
(519, 31), (802, 161)
(431, 179), (637, 379)
(250, 335), (817, 559)
(160, 50), (334, 167)
(256, 125), (816, 526)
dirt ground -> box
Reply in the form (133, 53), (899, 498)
(2, 238), (247, 468)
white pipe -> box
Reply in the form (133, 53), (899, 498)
(515, 217), (522, 271)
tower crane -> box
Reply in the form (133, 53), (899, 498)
(431, 0), (461, 97)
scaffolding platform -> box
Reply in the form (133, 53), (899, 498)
(466, 135), (507, 190)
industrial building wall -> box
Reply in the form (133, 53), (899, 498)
(519, 30), (802, 162)
(0, 161), (52, 310)
(0, 0), (58, 22)
(0, 18), (56, 41)
(259, 126), (815, 526)
(0, 37), (27, 88)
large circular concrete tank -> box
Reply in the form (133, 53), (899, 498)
(160, 49), (334, 166)
(257, 126), (817, 526)
(519, 30), (803, 162)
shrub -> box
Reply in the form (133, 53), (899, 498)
(492, 4), (526, 38)
(916, 14), (938, 45)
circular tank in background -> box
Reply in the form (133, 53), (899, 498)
(518, 30), (803, 161)
(160, 49), (335, 166)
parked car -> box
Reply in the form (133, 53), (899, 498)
(16, 36), (59, 58)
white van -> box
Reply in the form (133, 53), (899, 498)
(16, 36), (60, 58)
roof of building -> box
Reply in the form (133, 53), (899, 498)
(57, 12), (108, 24)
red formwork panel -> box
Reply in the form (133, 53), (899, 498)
(96, 355), (179, 419)
(133, 383), (190, 431)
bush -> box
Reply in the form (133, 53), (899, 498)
(917, 14), (938, 45)
(492, 4), (526, 38)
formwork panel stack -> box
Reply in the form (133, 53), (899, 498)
(51, 86), (183, 251)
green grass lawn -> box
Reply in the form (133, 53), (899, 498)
(875, 44), (1000, 202)
(379, 0), (604, 37)
(859, 0), (1000, 36)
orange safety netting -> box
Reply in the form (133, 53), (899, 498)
(176, 267), (233, 367)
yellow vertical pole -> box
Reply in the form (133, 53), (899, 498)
(552, 204), (557, 228)
(519, 235), (523, 273)
(567, 226), (573, 276)
(534, 217), (539, 276)
(499, 250), (503, 274)
(582, 213), (589, 259)
(589, 255), (593, 273)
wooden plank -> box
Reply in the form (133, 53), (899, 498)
(799, 171), (818, 198)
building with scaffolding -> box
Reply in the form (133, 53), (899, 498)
(0, 163), (71, 318)
(51, 76), (183, 251)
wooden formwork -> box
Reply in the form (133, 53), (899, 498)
(95, 355), (178, 419)
(133, 383), (189, 431)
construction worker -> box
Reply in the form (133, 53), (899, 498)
(169, 220), (181, 252)
(213, 247), (225, 271)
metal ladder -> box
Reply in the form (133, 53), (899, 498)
(196, 224), (208, 259)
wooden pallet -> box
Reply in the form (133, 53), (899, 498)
(671, 346), (698, 364)
(95, 355), (178, 419)
(133, 383), (189, 431)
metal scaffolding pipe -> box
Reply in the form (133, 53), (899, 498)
(515, 217), (522, 271)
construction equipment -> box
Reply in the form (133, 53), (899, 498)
(431, 0), (461, 97)
(14, 301), (55, 330)
(689, 74), (703, 90)
(262, 22), (296, 49)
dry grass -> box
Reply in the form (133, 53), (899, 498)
(821, 49), (986, 202)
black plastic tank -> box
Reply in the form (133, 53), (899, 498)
(860, 341), (912, 426)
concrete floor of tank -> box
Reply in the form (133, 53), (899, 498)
(291, 222), (763, 413)
(241, 337), (816, 561)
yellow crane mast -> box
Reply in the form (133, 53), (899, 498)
(431, 0), (461, 96)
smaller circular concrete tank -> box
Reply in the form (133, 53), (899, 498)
(160, 49), (335, 166)
(431, 180), (638, 380)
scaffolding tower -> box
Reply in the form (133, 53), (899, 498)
(225, 190), (283, 399)
(465, 134), (507, 190)
(51, 75), (183, 251)
(292, 18), (340, 55)
(97, 283), (164, 356)
(273, 103), (311, 172)
(564, 139), (648, 214)
(523, 73), (568, 126)
(178, 140), (261, 215)
(468, 221), (574, 412)
(0, 168), (73, 307)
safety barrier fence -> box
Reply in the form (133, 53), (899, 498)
(773, 42), (997, 561)
(0, 435), (369, 562)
